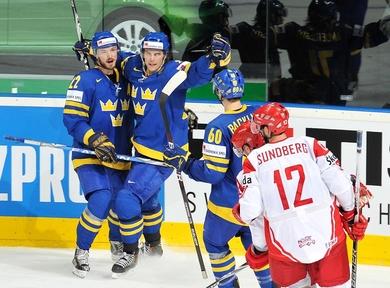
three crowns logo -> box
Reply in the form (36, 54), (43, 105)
(131, 85), (138, 98)
(110, 113), (123, 127)
(120, 99), (130, 111)
(133, 102), (146, 116)
(100, 99), (117, 112)
(141, 88), (157, 100)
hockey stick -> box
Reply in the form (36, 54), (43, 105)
(70, 0), (90, 70)
(4, 135), (167, 167)
(351, 130), (363, 288)
(206, 263), (248, 288)
(159, 69), (208, 279)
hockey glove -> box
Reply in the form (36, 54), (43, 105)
(210, 33), (231, 67)
(163, 144), (191, 172)
(73, 40), (92, 61)
(88, 132), (118, 163)
(184, 107), (198, 130)
(245, 244), (269, 270)
(340, 209), (369, 241)
(350, 174), (373, 209)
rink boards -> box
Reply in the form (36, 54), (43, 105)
(0, 96), (389, 266)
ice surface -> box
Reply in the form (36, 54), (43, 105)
(0, 247), (388, 288)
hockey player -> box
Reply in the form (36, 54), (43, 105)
(163, 69), (273, 288)
(110, 31), (231, 277)
(269, 0), (390, 105)
(64, 31), (134, 278)
(230, 0), (287, 79)
(236, 102), (369, 287)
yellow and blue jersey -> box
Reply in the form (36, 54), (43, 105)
(186, 104), (256, 224)
(63, 67), (134, 171)
(121, 54), (214, 161)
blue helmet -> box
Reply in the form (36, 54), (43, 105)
(141, 32), (170, 53)
(212, 68), (245, 100)
(91, 31), (119, 51)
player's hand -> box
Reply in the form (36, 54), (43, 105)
(73, 39), (91, 61)
(340, 209), (369, 241)
(184, 108), (198, 130)
(88, 132), (118, 163)
(163, 144), (191, 172)
(210, 33), (231, 67)
(350, 174), (373, 209)
(245, 245), (268, 270)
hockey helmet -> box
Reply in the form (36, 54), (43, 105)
(212, 68), (245, 100)
(308, 0), (338, 24)
(91, 31), (119, 52)
(252, 102), (289, 135)
(256, 0), (288, 26)
(232, 121), (266, 156)
(198, 0), (232, 25)
(141, 32), (170, 54)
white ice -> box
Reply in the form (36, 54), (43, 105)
(0, 246), (389, 288)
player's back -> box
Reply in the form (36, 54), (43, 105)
(248, 135), (344, 263)
(207, 104), (256, 208)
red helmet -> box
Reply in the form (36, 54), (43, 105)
(252, 102), (289, 135)
(232, 121), (265, 153)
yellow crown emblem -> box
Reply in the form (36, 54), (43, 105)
(133, 102), (146, 116)
(131, 85), (138, 98)
(110, 113), (123, 127)
(141, 88), (157, 101)
(100, 99), (117, 112)
(120, 99), (130, 111)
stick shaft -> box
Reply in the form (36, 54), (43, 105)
(206, 263), (248, 288)
(70, 0), (89, 70)
(4, 135), (166, 167)
(159, 70), (208, 278)
(351, 130), (363, 288)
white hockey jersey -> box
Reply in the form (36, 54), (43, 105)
(238, 136), (354, 264)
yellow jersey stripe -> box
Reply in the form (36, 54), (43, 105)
(206, 163), (228, 173)
(83, 128), (95, 146)
(143, 217), (163, 226)
(109, 209), (118, 219)
(133, 138), (188, 161)
(107, 216), (119, 226)
(72, 158), (131, 170)
(79, 218), (100, 233)
(212, 261), (236, 273)
(82, 210), (103, 226)
(65, 100), (90, 111)
(203, 155), (230, 164)
(208, 201), (248, 226)
(143, 209), (163, 220)
(210, 253), (234, 265)
(120, 225), (144, 236)
(64, 109), (89, 117)
(119, 218), (143, 229)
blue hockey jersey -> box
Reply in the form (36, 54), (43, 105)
(186, 104), (256, 224)
(121, 54), (214, 160)
(63, 67), (134, 170)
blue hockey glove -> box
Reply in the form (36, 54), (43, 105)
(73, 39), (91, 61)
(163, 144), (191, 172)
(210, 33), (231, 67)
(88, 132), (118, 163)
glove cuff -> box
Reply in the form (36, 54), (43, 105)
(88, 132), (108, 148)
(182, 156), (194, 173)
